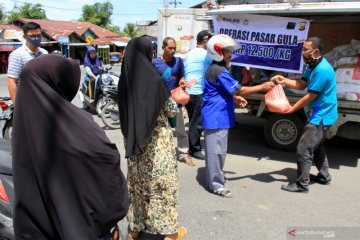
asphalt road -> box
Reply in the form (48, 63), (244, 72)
(0, 65), (359, 240)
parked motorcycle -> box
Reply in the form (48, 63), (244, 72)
(0, 138), (14, 239)
(101, 85), (120, 129)
(0, 140), (124, 240)
(78, 67), (119, 115)
(0, 97), (13, 141)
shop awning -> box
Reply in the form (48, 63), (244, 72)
(111, 41), (127, 47)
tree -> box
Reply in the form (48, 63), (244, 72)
(0, 4), (5, 23)
(106, 25), (122, 35)
(80, 1), (113, 28)
(79, 1), (123, 35)
(7, 3), (47, 22)
(123, 23), (139, 38)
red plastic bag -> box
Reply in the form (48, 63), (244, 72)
(265, 84), (292, 113)
(171, 86), (190, 105)
(170, 79), (197, 105)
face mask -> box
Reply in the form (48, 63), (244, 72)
(27, 36), (42, 48)
(303, 50), (317, 64)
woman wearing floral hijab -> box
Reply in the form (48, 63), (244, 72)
(118, 36), (186, 240)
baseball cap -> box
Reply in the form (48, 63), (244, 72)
(196, 30), (213, 44)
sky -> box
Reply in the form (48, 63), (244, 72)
(2, 0), (205, 30)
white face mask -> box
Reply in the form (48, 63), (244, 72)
(304, 49), (319, 64)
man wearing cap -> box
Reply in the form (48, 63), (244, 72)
(183, 30), (213, 160)
(203, 34), (274, 197)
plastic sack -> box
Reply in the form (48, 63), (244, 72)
(170, 79), (197, 105)
(265, 84), (292, 113)
(171, 86), (190, 105)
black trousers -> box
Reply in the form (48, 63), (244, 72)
(296, 122), (331, 188)
(185, 94), (203, 154)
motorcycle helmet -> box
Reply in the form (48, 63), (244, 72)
(207, 34), (241, 62)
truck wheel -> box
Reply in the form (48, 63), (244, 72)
(264, 114), (304, 151)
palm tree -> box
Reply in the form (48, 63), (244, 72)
(123, 23), (138, 38)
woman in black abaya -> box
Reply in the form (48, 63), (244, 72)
(12, 54), (128, 240)
(118, 36), (186, 240)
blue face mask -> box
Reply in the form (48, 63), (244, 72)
(26, 35), (42, 48)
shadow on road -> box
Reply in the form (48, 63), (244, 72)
(225, 167), (296, 183)
(227, 114), (359, 169)
(197, 167), (298, 186)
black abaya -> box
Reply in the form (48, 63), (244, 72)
(118, 36), (170, 158)
(12, 54), (129, 239)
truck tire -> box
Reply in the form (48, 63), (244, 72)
(264, 114), (304, 151)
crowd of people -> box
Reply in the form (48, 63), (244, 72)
(5, 21), (337, 239)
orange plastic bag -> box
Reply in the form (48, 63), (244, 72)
(170, 80), (197, 105)
(171, 86), (190, 105)
(265, 84), (292, 113)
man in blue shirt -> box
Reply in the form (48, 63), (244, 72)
(184, 30), (213, 160)
(153, 37), (195, 166)
(7, 22), (48, 104)
(272, 37), (338, 193)
(203, 35), (274, 197)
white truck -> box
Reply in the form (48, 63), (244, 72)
(157, 8), (210, 58)
(157, 1), (360, 151)
(206, 1), (360, 151)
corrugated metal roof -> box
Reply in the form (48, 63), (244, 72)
(14, 18), (129, 45)
(0, 24), (22, 31)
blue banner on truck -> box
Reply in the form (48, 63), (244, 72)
(212, 14), (310, 73)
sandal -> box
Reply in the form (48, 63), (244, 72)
(164, 226), (187, 240)
(176, 226), (187, 240)
(127, 231), (139, 239)
(213, 188), (233, 198)
(179, 156), (195, 166)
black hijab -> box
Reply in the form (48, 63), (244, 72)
(12, 54), (128, 239)
(118, 36), (170, 158)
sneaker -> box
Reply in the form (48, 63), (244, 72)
(310, 174), (331, 185)
(281, 182), (309, 193)
(179, 156), (195, 166)
(190, 151), (205, 160)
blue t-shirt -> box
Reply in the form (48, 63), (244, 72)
(202, 63), (241, 130)
(184, 48), (213, 95)
(152, 57), (184, 91)
(302, 57), (338, 126)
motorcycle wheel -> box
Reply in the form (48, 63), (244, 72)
(3, 119), (12, 141)
(101, 101), (120, 129)
(96, 97), (106, 116)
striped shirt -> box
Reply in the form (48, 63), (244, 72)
(7, 44), (48, 82)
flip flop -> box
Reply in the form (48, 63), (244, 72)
(213, 189), (233, 198)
